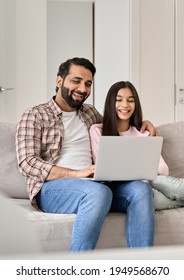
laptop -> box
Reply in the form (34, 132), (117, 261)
(92, 136), (163, 181)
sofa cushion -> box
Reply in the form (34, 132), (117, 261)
(0, 194), (41, 255)
(14, 198), (184, 251)
(0, 122), (28, 198)
(14, 198), (76, 252)
(157, 121), (184, 178)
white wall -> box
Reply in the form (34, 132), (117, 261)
(94, 0), (130, 114)
(175, 0), (184, 122)
(16, 0), (47, 121)
(0, 0), (16, 123)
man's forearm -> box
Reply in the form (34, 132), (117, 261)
(46, 165), (77, 181)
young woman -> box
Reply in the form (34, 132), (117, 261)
(90, 81), (169, 175)
(89, 81), (169, 248)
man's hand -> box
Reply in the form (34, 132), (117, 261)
(140, 120), (157, 136)
(76, 165), (95, 178)
(47, 165), (95, 181)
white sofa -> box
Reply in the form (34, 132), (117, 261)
(1, 121), (184, 253)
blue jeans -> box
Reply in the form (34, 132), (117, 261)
(36, 179), (154, 251)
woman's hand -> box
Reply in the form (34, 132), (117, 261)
(140, 120), (158, 136)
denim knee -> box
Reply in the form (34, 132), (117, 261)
(89, 183), (113, 209)
(127, 180), (153, 202)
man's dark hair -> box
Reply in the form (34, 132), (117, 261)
(56, 57), (96, 93)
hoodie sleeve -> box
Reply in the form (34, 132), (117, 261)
(158, 155), (169, 175)
(89, 124), (103, 164)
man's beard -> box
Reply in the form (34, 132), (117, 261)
(61, 85), (88, 109)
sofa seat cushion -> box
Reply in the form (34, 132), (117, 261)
(13, 199), (76, 252)
(13, 198), (184, 252)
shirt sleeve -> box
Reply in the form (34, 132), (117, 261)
(89, 124), (102, 163)
(16, 108), (54, 182)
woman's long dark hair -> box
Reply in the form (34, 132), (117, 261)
(102, 81), (143, 136)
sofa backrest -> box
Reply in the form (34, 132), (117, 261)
(0, 122), (28, 199)
(0, 120), (184, 199)
(157, 121), (184, 178)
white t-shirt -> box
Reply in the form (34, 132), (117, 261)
(55, 111), (92, 169)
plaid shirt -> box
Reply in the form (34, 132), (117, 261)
(16, 97), (102, 206)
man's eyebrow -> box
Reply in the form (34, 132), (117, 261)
(71, 76), (82, 80)
(73, 77), (93, 83)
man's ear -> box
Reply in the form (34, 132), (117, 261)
(56, 76), (63, 88)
